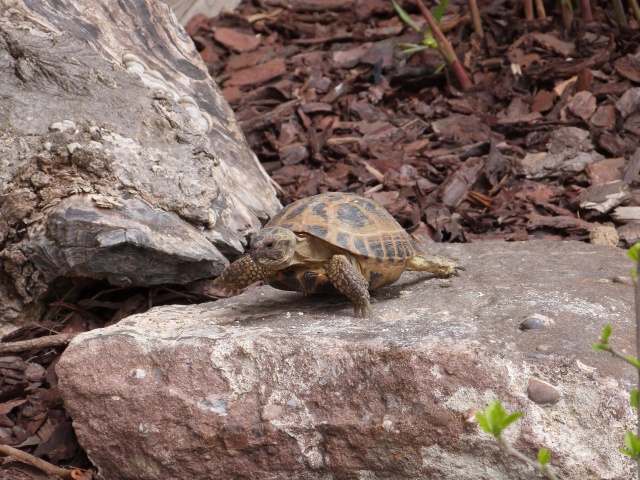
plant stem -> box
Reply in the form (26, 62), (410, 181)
(630, 0), (640, 24)
(612, 0), (629, 26)
(468, 0), (484, 37)
(497, 437), (560, 480)
(414, 0), (472, 90)
(535, 0), (547, 17)
(602, 344), (640, 369)
(560, 0), (574, 30)
(636, 256), (640, 480)
(579, 0), (593, 20)
(524, 0), (534, 19)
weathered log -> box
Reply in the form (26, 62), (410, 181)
(162, 0), (241, 24)
(0, 0), (281, 325)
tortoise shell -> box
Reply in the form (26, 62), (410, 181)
(265, 192), (419, 290)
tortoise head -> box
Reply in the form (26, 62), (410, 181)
(250, 227), (298, 269)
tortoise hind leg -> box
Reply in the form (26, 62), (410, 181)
(327, 255), (371, 318)
(212, 255), (270, 292)
(407, 252), (459, 276)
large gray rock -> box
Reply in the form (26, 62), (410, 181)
(57, 241), (637, 479)
(0, 0), (280, 326)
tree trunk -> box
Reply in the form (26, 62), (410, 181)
(0, 0), (281, 325)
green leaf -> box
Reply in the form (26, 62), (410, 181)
(391, 0), (421, 31)
(476, 400), (523, 437)
(537, 447), (551, 466)
(621, 431), (640, 458)
(627, 243), (640, 261)
(485, 400), (506, 436)
(398, 44), (431, 54)
(433, 0), (449, 22)
(592, 343), (606, 351)
(631, 390), (639, 409)
(420, 34), (438, 48)
(434, 63), (446, 74)
(600, 324), (612, 345)
(502, 412), (524, 430)
(475, 412), (491, 434)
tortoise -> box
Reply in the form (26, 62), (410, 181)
(213, 192), (459, 317)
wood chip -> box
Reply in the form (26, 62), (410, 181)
(224, 59), (286, 87)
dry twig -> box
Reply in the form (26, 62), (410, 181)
(0, 444), (75, 479)
(0, 332), (78, 354)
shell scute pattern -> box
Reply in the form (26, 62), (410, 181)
(311, 202), (329, 221)
(267, 192), (417, 264)
(353, 237), (369, 258)
(334, 232), (349, 250)
(308, 225), (329, 238)
(284, 201), (312, 221)
(336, 203), (374, 229)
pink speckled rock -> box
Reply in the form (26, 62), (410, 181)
(57, 241), (637, 479)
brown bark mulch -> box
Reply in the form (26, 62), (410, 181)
(188, 0), (640, 245)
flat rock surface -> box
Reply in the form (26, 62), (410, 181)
(57, 241), (637, 479)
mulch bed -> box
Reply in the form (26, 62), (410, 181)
(3, 0), (640, 477)
(187, 0), (640, 245)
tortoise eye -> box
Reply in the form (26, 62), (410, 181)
(265, 242), (274, 248)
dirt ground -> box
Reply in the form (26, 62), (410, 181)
(2, 0), (640, 476)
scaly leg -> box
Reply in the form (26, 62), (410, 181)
(327, 255), (371, 317)
(212, 256), (270, 292)
(407, 252), (461, 276)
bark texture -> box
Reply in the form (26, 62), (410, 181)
(0, 0), (280, 324)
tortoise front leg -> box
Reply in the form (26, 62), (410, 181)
(327, 255), (371, 318)
(212, 255), (270, 292)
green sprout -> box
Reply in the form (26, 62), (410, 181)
(593, 325), (640, 368)
(476, 400), (523, 437)
(476, 400), (559, 479)
(538, 447), (551, 466)
(622, 431), (640, 458)
(391, 0), (448, 54)
(627, 243), (639, 277)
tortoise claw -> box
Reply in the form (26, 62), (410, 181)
(353, 299), (372, 318)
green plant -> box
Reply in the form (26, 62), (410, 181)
(391, 0), (448, 55)
(413, 0), (472, 90)
(593, 322), (640, 474)
(559, 0), (574, 30)
(476, 400), (559, 479)
(631, 0), (640, 24)
(579, 0), (593, 20)
(477, 243), (640, 479)
(612, 0), (629, 25)
(390, 0), (472, 90)
(589, 242), (640, 476)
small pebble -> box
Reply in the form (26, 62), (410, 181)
(462, 408), (479, 424)
(613, 276), (635, 287)
(266, 446), (278, 456)
(527, 378), (560, 405)
(519, 314), (555, 330)
(49, 119), (77, 133)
